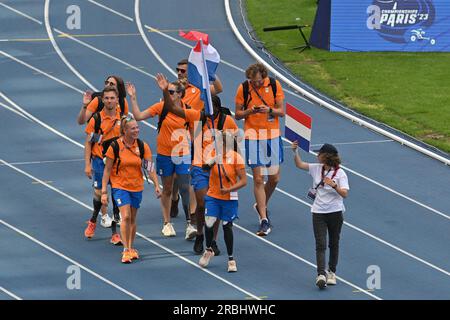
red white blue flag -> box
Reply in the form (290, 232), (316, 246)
(285, 102), (312, 152)
(179, 30), (220, 116)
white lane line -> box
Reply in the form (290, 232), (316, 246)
(0, 159), (84, 166)
(310, 139), (394, 147)
(0, 286), (22, 300)
(0, 91), (84, 148)
(0, 158), (261, 300)
(0, 2), (42, 25)
(135, 0), (177, 77)
(0, 101), (32, 122)
(44, 0), (97, 91)
(0, 193), (142, 300)
(87, 0), (134, 22)
(0, 50), (84, 94)
(52, 28), (155, 79)
(3, 54), (448, 283)
(1, 94), (378, 300)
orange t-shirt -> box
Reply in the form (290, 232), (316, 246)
(146, 101), (191, 157)
(105, 138), (152, 192)
(85, 108), (122, 158)
(207, 150), (245, 201)
(235, 77), (284, 140)
(87, 96), (129, 115)
(184, 109), (239, 167)
(183, 84), (204, 111)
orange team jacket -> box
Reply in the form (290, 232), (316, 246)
(234, 77), (284, 140)
(183, 109), (239, 168)
(145, 101), (191, 157)
(207, 150), (245, 201)
(85, 108), (122, 159)
(105, 138), (152, 192)
(87, 96), (129, 115)
(182, 84), (204, 111)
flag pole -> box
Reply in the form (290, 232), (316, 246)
(200, 39), (223, 189)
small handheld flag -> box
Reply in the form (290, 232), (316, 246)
(285, 102), (312, 152)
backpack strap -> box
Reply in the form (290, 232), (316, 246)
(242, 77), (277, 110)
(157, 104), (169, 133)
(137, 139), (145, 160)
(242, 81), (250, 110)
(118, 96), (125, 116)
(217, 112), (227, 131)
(110, 140), (121, 175)
(93, 112), (102, 134)
(268, 77), (277, 100)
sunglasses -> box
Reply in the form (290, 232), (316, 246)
(176, 68), (187, 74)
(168, 89), (180, 95)
(121, 114), (134, 122)
(104, 80), (116, 86)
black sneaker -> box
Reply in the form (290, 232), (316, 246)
(211, 240), (220, 256)
(193, 234), (204, 255)
(170, 196), (179, 218)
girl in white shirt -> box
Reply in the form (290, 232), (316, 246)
(292, 141), (349, 289)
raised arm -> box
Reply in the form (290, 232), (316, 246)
(292, 141), (309, 170)
(210, 74), (223, 95)
(126, 83), (154, 121)
(155, 73), (186, 119)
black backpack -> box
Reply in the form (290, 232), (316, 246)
(91, 113), (120, 158)
(109, 139), (145, 175)
(90, 92), (126, 116)
(242, 77), (277, 109)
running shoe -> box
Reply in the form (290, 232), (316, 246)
(110, 233), (122, 246)
(185, 223), (197, 240)
(100, 214), (113, 228)
(199, 249), (214, 268)
(256, 219), (271, 236)
(227, 260), (237, 273)
(162, 222), (176, 237)
(84, 221), (96, 239)
(129, 249), (140, 260)
(316, 275), (327, 289)
(121, 250), (133, 264)
(326, 271), (337, 285)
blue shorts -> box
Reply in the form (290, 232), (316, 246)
(190, 166), (210, 191)
(91, 157), (104, 189)
(156, 154), (191, 177)
(245, 137), (284, 168)
(112, 188), (143, 209)
(204, 196), (238, 222)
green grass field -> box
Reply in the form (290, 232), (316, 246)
(245, 0), (450, 153)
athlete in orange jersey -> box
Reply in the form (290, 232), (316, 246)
(102, 115), (161, 263)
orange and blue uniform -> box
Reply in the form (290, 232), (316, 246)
(235, 77), (285, 168)
(105, 138), (152, 208)
(85, 108), (122, 189)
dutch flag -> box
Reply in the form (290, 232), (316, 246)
(179, 30), (220, 116)
(285, 102), (312, 152)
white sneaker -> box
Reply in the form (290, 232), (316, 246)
(100, 214), (113, 228)
(185, 223), (197, 240)
(227, 260), (237, 272)
(316, 275), (327, 289)
(162, 223), (176, 237)
(199, 249), (214, 268)
(326, 271), (337, 285)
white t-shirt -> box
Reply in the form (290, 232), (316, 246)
(308, 163), (349, 214)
